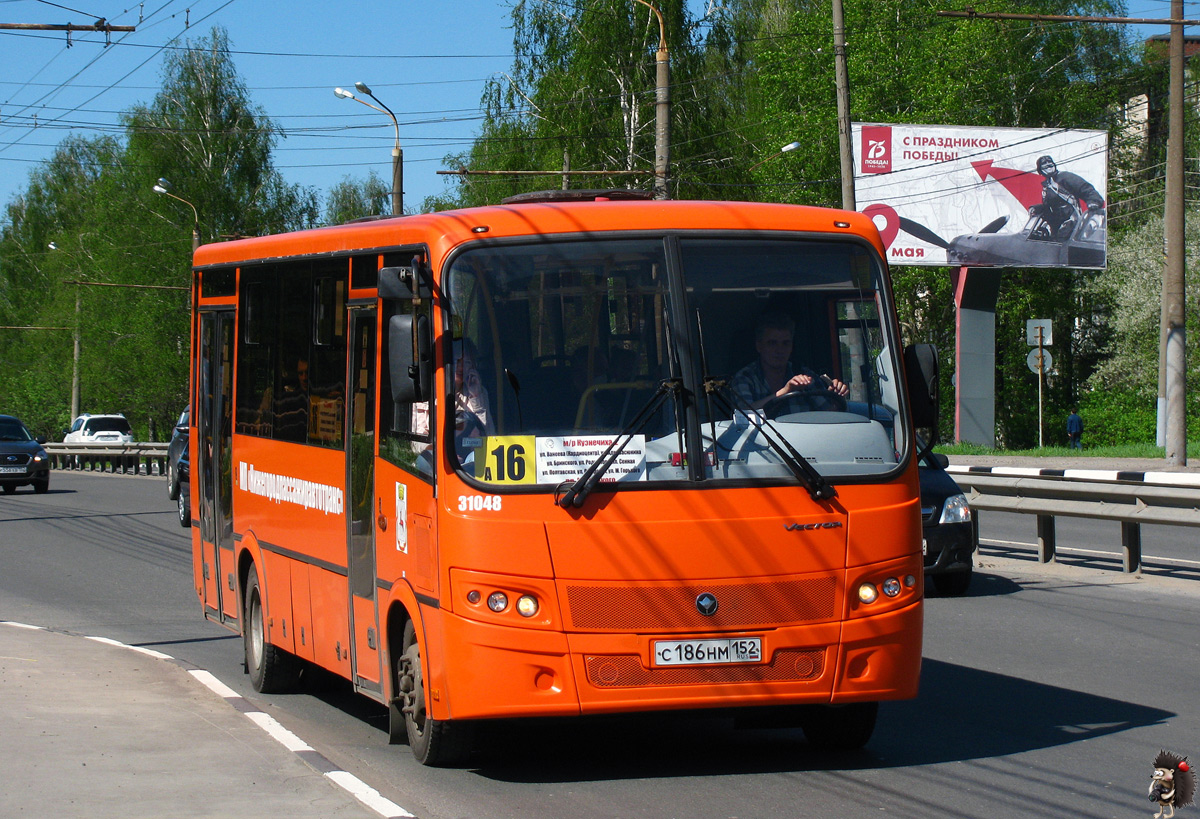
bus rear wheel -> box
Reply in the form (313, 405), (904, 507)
(799, 702), (878, 751)
(243, 566), (299, 693)
(396, 620), (472, 766)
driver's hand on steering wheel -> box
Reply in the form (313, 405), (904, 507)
(777, 373), (848, 399)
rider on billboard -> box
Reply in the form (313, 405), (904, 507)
(1029, 155), (1105, 241)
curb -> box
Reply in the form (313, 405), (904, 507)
(946, 464), (1200, 488)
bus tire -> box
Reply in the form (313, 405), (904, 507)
(398, 620), (472, 766)
(243, 566), (299, 693)
(799, 702), (877, 751)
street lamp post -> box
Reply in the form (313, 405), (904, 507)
(152, 178), (200, 251)
(335, 83), (403, 216)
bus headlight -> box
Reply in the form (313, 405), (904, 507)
(882, 577), (902, 598)
(857, 583), (879, 604)
(487, 591), (509, 612)
(516, 595), (539, 618)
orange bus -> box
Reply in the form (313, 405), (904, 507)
(186, 191), (938, 765)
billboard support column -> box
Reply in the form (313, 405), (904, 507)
(953, 267), (1002, 447)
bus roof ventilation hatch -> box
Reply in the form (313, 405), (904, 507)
(500, 189), (653, 205)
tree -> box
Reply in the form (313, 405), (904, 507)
(325, 171), (390, 225)
(0, 26), (318, 439)
(124, 27), (318, 242)
(437, 0), (730, 207)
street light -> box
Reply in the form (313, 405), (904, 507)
(152, 178), (200, 250)
(749, 141), (802, 171)
(335, 82), (403, 216)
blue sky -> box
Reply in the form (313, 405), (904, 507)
(0, 0), (1192, 220)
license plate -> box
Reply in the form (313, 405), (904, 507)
(652, 637), (762, 667)
(0, 466), (25, 474)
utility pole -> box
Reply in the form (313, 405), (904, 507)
(833, 0), (855, 210)
(1162, 0), (1187, 465)
(940, 6), (1196, 465)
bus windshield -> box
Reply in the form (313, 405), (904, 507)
(445, 234), (905, 489)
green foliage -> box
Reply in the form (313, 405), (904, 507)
(891, 264), (956, 442)
(325, 171), (390, 224)
(1075, 389), (1156, 447)
(1086, 209), (1200, 397)
(124, 28), (319, 240)
(0, 26), (317, 441)
(744, 0), (1133, 205)
(438, 0), (731, 206)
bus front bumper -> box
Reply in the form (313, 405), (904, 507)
(432, 601), (921, 721)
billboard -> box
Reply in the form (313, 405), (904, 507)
(853, 123), (1108, 268)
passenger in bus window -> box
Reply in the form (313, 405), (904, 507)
(453, 338), (494, 438)
(272, 357), (310, 443)
(731, 311), (848, 411)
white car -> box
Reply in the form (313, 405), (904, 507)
(64, 413), (134, 444)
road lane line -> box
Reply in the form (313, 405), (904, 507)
(85, 635), (173, 659)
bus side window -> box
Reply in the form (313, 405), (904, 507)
(379, 297), (433, 479)
(235, 274), (277, 437)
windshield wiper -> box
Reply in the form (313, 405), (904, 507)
(555, 378), (682, 509)
(703, 376), (837, 502)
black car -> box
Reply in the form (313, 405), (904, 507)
(167, 405), (189, 500)
(918, 450), (976, 596)
(0, 414), (51, 495)
(175, 443), (191, 528)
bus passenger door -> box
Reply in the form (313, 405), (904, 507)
(197, 310), (236, 624)
(346, 308), (382, 693)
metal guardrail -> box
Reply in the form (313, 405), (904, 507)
(45, 442), (169, 477)
(947, 465), (1200, 573)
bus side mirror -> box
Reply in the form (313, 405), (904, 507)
(379, 263), (431, 300)
(389, 314), (432, 403)
(903, 343), (939, 436)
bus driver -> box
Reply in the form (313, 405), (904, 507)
(731, 311), (849, 411)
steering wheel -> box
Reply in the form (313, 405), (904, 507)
(762, 388), (848, 418)
(454, 408), (487, 448)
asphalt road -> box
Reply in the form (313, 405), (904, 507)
(1, 471), (1197, 819)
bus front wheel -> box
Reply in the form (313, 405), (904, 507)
(243, 566), (299, 693)
(799, 702), (878, 751)
(397, 620), (472, 766)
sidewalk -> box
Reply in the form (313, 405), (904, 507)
(0, 623), (389, 819)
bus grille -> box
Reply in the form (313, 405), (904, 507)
(564, 577), (837, 631)
(584, 648), (824, 688)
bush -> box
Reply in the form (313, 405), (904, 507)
(1075, 390), (1156, 447)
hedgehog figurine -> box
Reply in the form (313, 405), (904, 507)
(1149, 750), (1195, 819)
